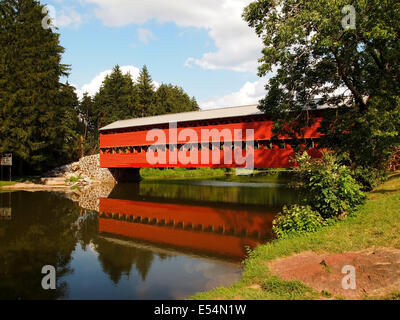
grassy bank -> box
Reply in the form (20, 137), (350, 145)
(191, 173), (400, 300)
(0, 181), (17, 187)
(140, 167), (229, 180)
(140, 167), (294, 182)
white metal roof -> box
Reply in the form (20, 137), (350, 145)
(99, 104), (262, 131)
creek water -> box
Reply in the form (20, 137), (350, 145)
(0, 176), (297, 299)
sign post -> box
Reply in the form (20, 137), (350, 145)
(0, 154), (12, 181)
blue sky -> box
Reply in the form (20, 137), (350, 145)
(46, 0), (269, 109)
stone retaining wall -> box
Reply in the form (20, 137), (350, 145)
(79, 154), (116, 183)
(46, 154), (117, 184)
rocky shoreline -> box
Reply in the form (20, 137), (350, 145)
(1, 154), (117, 193)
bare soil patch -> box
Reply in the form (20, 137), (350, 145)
(267, 248), (400, 299)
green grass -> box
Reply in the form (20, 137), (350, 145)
(66, 174), (81, 183)
(140, 167), (294, 182)
(140, 167), (230, 180)
(191, 173), (400, 300)
(0, 181), (17, 187)
(0, 175), (42, 187)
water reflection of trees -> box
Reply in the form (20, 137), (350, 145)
(0, 179), (295, 299)
(137, 182), (298, 207)
(72, 204), (164, 284)
(92, 237), (156, 283)
(0, 192), (80, 300)
(73, 209), (99, 250)
(0, 191), (169, 298)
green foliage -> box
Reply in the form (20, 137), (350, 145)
(140, 167), (226, 180)
(1, 1), (200, 169)
(77, 93), (98, 155)
(0, 0), (79, 173)
(85, 65), (199, 153)
(66, 174), (81, 183)
(136, 65), (156, 117)
(0, 181), (16, 187)
(272, 205), (326, 239)
(295, 152), (366, 219)
(321, 290), (333, 298)
(154, 84), (199, 115)
(243, 0), (400, 172)
(351, 166), (388, 191)
(192, 176), (400, 300)
(56, 83), (81, 163)
(261, 276), (314, 298)
(93, 65), (138, 130)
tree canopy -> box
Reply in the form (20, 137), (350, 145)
(0, 0), (79, 173)
(244, 0), (400, 175)
(0, 0), (200, 172)
(83, 65), (199, 153)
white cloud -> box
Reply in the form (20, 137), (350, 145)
(137, 28), (156, 44)
(56, 7), (83, 28)
(200, 78), (268, 109)
(84, 0), (263, 73)
(74, 65), (159, 100)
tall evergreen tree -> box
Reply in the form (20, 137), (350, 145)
(78, 92), (97, 154)
(136, 65), (156, 117)
(78, 93), (93, 142)
(56, 82), (81, 162)
(93, 65), (138, 129)
(0, 0), (73, 173)
(154, 84), (199, 114)
(85, 64), (200, 152)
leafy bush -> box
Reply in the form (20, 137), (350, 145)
(66, 174), (81, 183)
(294, 152), (366, 219)
(272, 205), (326, 239)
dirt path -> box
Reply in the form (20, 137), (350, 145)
(267, 248), (400, 299)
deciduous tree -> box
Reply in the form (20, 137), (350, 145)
(244, 0), (400, 180)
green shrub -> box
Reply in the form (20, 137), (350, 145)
(272, 205), (326, 239)
(295, 152), (366, 219)
(66, 174), (81, 183)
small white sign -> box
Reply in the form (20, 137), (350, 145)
(1, 154), (12, 166)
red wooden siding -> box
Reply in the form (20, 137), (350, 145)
(99, 115), (324, 169)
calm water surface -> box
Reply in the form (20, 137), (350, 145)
(0, 177), (297, 299)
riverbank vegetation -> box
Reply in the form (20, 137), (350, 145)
(0, 181), (16, 187)
(272, 152), (367, 239)
(191, 173), (400, 300)
(140, 167), (295, 182)
(140, 168), (228, 180)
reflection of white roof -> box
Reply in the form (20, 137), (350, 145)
(100, 105), (262, 131)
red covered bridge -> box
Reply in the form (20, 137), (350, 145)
(99, 105), (323, 181)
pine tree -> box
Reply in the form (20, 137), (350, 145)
(154, 84), (199, 114)
(56, 82), (81, 162)
(0, 0), (71, 173)
(78, 93), (93, 142)
(94, 65), (138, 129)
(136, 65), (155, 117)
